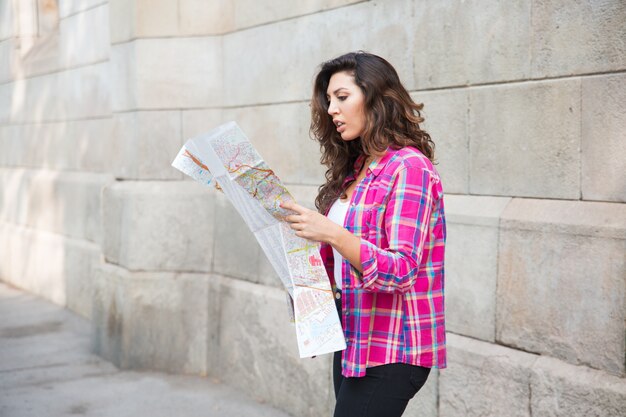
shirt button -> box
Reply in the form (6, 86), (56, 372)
(335, 292), (341, 300)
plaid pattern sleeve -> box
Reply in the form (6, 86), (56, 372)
(323, 146), (447, 377)
(359, 165), (435, 293)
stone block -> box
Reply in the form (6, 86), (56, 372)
(582, 73), (626, 202)
(102, 181), (216, 272)
(0, 0), (14, 41)
(212, 192), (283, 289)
(0, 39), (16, 83)
(444, 195), (511, 342)
(181, 109), (224, 140)
(0, 168), (112, 244)
(212, 191), (263, 282)
(412, 89), (469, 194)
(110, 41), (136, 110)
(531, 0), (626, 77)
(403, 369), (439, 417)
(59, 0), (106, 19)
(222, 0), (414, 106)
(222, 102), (326, 185)
(413, 0), (530, 89)
(469, 79), (581, 199)
(91, 263), (212, 374)
(109, 0), (177, 43)
(231, 0), (364, 31)
(497, 198), (626, 376)
(0, 83), (10, 123)
(530, 356), (626, 417)
(212, 275), (333, 417)
(0, 222), (101, 318)
(178, 0), (234, 36)
(7, 61), (111, 123)
(58, 62), (112, 121)
(59, 3), (110, 68)
(59, 117), (116, 172)
(111, 110), (182, 180)
(0, 118), (115, 172)
(112, 38), (222, 111)
(439, 333), (537, 417)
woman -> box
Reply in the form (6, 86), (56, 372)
(281, 51), (446, 417)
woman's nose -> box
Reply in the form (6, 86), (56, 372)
(327, 101), (339, 115)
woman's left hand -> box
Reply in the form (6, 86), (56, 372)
(281, 200), (341, 243)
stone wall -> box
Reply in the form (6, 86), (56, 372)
(1, 1), (625, 416)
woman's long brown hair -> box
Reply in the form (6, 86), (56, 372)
(310, 51), (436, 214)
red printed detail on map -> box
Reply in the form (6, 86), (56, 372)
(309, 255), (322, 267)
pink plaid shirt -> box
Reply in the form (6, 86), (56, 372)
(320, 146), (447, 377)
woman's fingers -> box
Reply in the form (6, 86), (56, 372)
(280, 200), (307, 214)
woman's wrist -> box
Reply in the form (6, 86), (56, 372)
(328, 224), (346, 247)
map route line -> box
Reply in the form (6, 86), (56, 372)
(294, 284), (333, 293)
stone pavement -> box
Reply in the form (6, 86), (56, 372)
(0, 281), (292, 417)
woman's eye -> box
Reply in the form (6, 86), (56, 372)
(338, 96), (347, 101)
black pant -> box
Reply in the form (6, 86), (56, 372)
(332, 290), (431, 417)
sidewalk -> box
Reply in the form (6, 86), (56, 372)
(0, 281), (292, 417)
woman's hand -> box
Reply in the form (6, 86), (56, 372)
(281, 200), (364, 273)
(280, 200), (341, 244)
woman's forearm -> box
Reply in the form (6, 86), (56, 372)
(329, 227), (363, 273)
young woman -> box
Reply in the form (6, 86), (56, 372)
(281, 51), (446, 417)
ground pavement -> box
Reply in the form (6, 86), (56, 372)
(0, 281), (292, 417)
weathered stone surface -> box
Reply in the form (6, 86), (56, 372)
(110, 0), (366, 40)
(212, 192), (283, 289)
(230, 0), (364, 31)
(59, 0), (106, 19)
(111, 38), (221, 111)
(222, 0), (414, 106)
(0, 83), (10, 123)
(412, 89), (469, 194)
(497, 198), (626, 376)
(59, 3), (110, 68)
(181, 109), (224, 140)
(0, 168), (112, 244)
(111, 111), (182, 180)
(413, 0), (530, 89)
(440, 333), (537, 417)
(469, 79), (581, 198)
(444, 195), (511, 342)
(531, 356), (626, 417)
(0, 39), (15, 83)
(403, 369), (439, 417)
(212, 192), (264, 283)
(0, 222), (101, 318)
(5, 61), (111, 123)
(178, 0), (233, 36)
(103, 181), (216, 272)
(91, 263), (212, 374)
(212, 275), (332, 417)
(223, 102), (326, 185)
(0, 118), (115, 172)
(582, 73), (626, 203)
(531, 0), (626, 77)
(0, 0), (14, 41)
(12, 4), (110, 80)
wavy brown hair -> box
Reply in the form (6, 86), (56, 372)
(310, 51), (436, 214)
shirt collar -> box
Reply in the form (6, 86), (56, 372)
(341, 147), (395, 188)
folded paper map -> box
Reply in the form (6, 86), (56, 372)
(171, 121), (346, 358)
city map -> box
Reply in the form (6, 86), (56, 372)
(171, 121), (346, 358)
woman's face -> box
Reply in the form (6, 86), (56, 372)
(326, 71), (366, 141)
